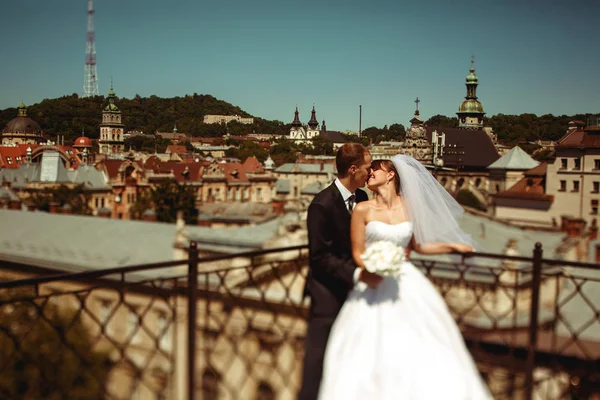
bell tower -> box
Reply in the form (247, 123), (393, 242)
(98, 85), (125, 155)
(456, 57), (485, 129)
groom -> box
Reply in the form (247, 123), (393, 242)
(299, 143), (383, 400)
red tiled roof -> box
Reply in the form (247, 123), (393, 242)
(160, 161), (203, 182)
(219, 162), (249, 183)
(166, 145), (187, 154)
(243, 156), (264, 173)
(0, 146), (25, 169)
(556, 129), (585, 148)
(494, 175), (553, 202)
(191, 137), (224, 145)
(524, 162), (547, 176)
(556, 127), (600, 149)
(99, 159), (125, 178)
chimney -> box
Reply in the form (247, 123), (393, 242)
(49, 202), (61, 214)
(271, 199), (285, 215)
(560, 216), (586, 238)
(97, 208), (111, 218)
(197, 217), (211, 227)
(143, 209), (157, 222)
(9, 199), (21, 210)
(589, 219), (598, 241)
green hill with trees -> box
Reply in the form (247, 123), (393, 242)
(0, 93), (289, 145)
(0, 93), (594, 149)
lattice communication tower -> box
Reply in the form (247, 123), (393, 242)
(82, 0), (99, 97)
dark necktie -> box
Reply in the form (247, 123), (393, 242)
(347, 194), (355, 214)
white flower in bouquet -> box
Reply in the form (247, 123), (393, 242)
(360, 240), (406, 276)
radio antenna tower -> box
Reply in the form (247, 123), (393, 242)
(82, 0), (99, 97)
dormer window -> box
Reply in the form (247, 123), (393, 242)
(230, 169), (239, 178)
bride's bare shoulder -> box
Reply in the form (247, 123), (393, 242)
(353, 200), (376, 214)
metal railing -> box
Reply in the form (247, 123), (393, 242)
(0, 243), (599, 399)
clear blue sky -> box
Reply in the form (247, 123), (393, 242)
(1, 0), (599, 131)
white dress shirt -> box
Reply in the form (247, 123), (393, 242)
(334, 179), (362, 284)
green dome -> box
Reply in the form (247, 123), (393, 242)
(466, 68), (478, 83)
(459, 99), (484, 113)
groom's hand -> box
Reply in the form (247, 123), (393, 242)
(359, 270), (383, 288)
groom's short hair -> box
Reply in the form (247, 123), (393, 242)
(336, 143), (370, 178)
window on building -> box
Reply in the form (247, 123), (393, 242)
(257, 187), (263, 200)
(574, 158), (581, 170)
(596, 245), (600, 263)
(594, 182), (600, 193)
(592, 200), (599, 215)
(559, 180), (566, 192)
(573, 181), (580, 192)
(6, 157), (12, 165)
(475, 178), (482, 188)
(595, 160), (600, 170)
(560, 159), (568, 169)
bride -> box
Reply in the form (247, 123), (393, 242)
(318, 155), (493, 399)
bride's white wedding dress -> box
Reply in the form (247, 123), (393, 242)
(318, 221), (492, 399)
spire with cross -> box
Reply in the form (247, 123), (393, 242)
(414, 97), (420, 116)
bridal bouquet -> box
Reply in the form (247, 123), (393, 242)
(360, 240), (406, 276)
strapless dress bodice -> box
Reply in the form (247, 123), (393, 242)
(364, 220), (413, 249)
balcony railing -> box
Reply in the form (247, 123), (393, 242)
(0, 243), (599, 399)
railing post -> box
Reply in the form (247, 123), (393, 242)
(525, 242), (543, 400)
(188, 241), (198, 400)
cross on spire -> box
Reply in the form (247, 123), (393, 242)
(471, 54), (475, 67)
(415, 97), (420, 111)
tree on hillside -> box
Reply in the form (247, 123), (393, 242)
(427, 115), (459, 128)
(29, 184), (92, 215)
(124, 136), (171, 153)
(130, 181), (197, 224)
(225, 141), (269, 162)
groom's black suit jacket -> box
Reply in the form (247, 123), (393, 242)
(299, 182), (368, 400)
(304, 183), (369, 318)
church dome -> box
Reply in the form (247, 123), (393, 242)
(459, 99), (484, 113)
(73, 136), (92, 148)
(466, 68), (478, 83)
(3, 103), (41, 134)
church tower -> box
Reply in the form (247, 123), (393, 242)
(456, 58), (485, 129)
(403, 98), (432, 164)
(98, 85), (125, 155)
(306, 106), (320, 139)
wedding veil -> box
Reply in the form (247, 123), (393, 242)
(391, 154), (473, 247)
